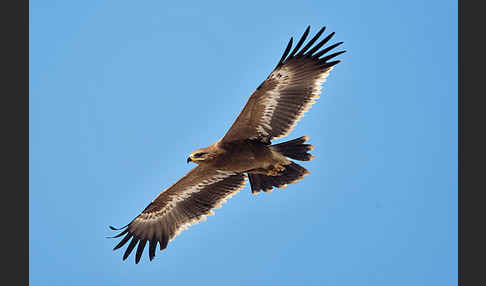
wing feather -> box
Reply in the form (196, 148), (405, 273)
(287, 25), (311, 59)
(296, 26), (327, 57)
(110, 166), (246, 263)
(277, 37), (293, 67)
(306, 32), (335, 56)
(220, 26), (345, 144)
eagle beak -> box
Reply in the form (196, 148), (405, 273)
(187, 156), (192, 164)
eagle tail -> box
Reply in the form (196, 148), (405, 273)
(270, 136), (315, 161)
(248, 161), (310, 194)
(248, 136), (313, 194)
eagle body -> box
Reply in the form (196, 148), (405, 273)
(194, 140), (289, 174)
(110, 26), (345, 263)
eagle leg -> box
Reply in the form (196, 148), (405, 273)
(247, 161), (310, 194)
(266, 163), (286, 176)
(246, 168), (270, 175)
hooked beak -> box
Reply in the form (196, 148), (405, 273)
(187, 156), (192, 164)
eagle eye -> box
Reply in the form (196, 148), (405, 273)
(193, 152), (205, 158)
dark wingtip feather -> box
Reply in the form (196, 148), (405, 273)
(287, 26), (311, 59)
(273, 26), (344, 71)
(306, 31), (335, 56)
(149, 240), (157, 261)
(321, 60), (342, 69)
(313, 41), (344, 59)
(106, 228), (129, 239)
(159, 234), (169, 251)
(109, 224), (128, 231)
(135, 239), (147, 264)
(278, 37), (293, 66)
(296, 26), (326, 57)
(113, 232), (133, 251)
(123, 236), (139, 261)
(319, 51), (346, 63)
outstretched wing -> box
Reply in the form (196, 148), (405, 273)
(220, 26), (345, 144)
(109, 166), (247, 263)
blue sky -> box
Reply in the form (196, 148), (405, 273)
(30, 1), (457, 285)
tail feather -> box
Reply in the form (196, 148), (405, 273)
(248, 161), (310, 194)
(271, 136), (314, 161)
(248, 136), (314, 194)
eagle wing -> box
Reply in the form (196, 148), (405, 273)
(110, 166), (247, 263)
(220, 26), (345, 144)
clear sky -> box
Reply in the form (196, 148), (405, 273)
(30, 1), (457, 285)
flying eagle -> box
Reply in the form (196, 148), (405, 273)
(109, 25), (345, 263)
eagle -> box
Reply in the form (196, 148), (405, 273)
(109, 25), (345, 263)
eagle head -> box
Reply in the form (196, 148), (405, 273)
(187, 147), (212, 164)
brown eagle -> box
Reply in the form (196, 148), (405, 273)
(109, 25), (345, 263)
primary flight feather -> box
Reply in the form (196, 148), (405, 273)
(110, 25), (345, 263)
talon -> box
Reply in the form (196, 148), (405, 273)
(267, 170), (279, 176)
(275, 164), (285, 172)
(266, 164), (286, 176)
